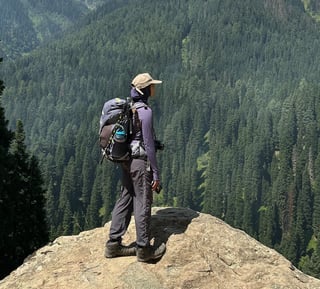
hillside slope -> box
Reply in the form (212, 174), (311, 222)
(0, 0), (108, 59)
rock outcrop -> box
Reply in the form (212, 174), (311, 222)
(1, 207), (320, 289)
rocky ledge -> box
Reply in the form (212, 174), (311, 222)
(1, 207), (320, 289)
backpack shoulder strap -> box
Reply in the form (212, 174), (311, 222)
(131, 101), (148, 112)
(130, 101), (148, 134)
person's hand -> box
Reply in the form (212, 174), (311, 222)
(151, 180), (161, 193)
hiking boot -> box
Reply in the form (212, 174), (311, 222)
(136, 243), (166, 262)
(105, 240), (136, 258)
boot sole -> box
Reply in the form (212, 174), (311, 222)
(137, 248), (166, 262)
(137, 254), (163, 262)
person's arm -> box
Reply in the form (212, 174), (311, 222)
(138, 107), (160, 182)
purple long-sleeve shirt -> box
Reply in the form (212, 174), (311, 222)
(135, 103), (160, 181)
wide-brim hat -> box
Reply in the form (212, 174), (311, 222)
(131, 73), (162, 95)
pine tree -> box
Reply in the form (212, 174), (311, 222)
(62, 200), (73, 235)
(0, 59), (15, 279)
(86, 176), (103, 229)
(312, 155), (320, 236)
(302, 240), (320, 278)
(46, 179), (58, 239)
(9, 120), (49, 255)
(0, 119), (48, 278)
(0, 58), (48, 277)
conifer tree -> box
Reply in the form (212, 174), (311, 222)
(62, 200), (73, 235)
(0, 58), (15, 279)
(312, 155), (320, 236)
(302, 241), (320, 278)
(8, 120), (49, 263)
(0, 58), (48, 277)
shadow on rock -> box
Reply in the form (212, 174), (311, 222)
(150, 207), (199, 248)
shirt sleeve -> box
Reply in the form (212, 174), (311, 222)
(138, 106), (160, 181)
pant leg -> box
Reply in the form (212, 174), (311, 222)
(131, 158), (153, 247)
(109, 161), (134, 241)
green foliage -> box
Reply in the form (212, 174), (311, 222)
(0, 0), (106, 59)
(3, 0), (320, 279)
(0, 58), (48, 278)
(303, 0), (320, 21)
(299, 237), (320, 278)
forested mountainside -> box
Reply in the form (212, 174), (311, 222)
(2, 0), (320, 278)
(0, 0), (108, 59)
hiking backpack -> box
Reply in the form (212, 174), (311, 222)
(99, 97), (133, 162)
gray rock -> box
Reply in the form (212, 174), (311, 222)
(1, 207), (319, 289)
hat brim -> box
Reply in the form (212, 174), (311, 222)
(150, 80), (162, 84)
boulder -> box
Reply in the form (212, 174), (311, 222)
(1, 207), (319, 289)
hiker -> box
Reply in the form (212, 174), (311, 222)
(105, 73), (166, 262)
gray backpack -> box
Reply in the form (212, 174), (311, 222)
(99, 98), (147, 163)
(99, 98), (133, 162)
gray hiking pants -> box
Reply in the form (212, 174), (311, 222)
(109, 158), (153, 247)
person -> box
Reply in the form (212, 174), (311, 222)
(105, 73), (166, 262)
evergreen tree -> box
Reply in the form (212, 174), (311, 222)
(86, 173), (103, 229)
(0, 58), (48, 278)
(62, 200), (73, 235)
(8, 120), (49, 259)
(302, 241), (320, 278)
(295, 166), (313, 261)
(312, 154), (320, 236)
(0, 118), (48, 278)
(0, 58), (15, 279)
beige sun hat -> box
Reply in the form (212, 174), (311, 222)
(131, 73), (162, 95)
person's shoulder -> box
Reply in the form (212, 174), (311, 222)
(134, 101), (150, 110)
(136, 103), (152, 120)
